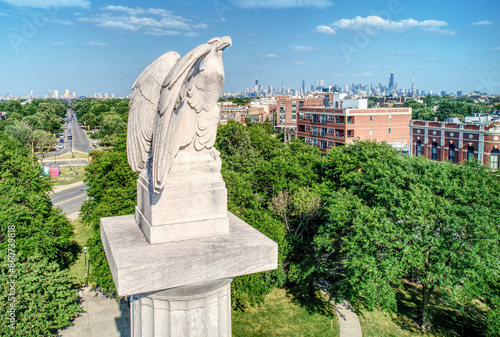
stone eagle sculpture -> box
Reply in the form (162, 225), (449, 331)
(127, 36), (232, 193)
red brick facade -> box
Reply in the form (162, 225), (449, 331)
(296, 107), (412, 153)
(410, 120), (500, 169)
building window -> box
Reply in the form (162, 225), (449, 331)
(448, 144), (456, 163)
(416, 140), (422, 156)
(304, 113), (311, 120)
(299, 101), (304, 107)
(347, 130), (354, 138)
(321, 115), (327, 124)
(305, 125), (311, 132)
(320, 140), (327, 150)
(312, 114), (319, 123)
(467, 146), (475, 161)
(347, 116), (354, 124)
(491, 149), (499, 170)
(328, 128), (335, 135)
(388, 128), (392, 134)
(389, 114), (392, 121)
(312, 138), (318, 146)
(312, 126), (318, 136)
(327, 141), (334, 147)
(305, 137), (311, 144)
(369, 128), (373, 136)
(431, 142), (438, 160)
(370, 115), (373, 122)
(298, 113), (304, 120)
(280, 101), (285, 106)
(328, 115), (335, 121)
(321, 128), (327, 137)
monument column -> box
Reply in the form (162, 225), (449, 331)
(101, 36), (278, 336)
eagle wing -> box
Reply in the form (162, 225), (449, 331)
(152, 43), (211, 191)
(127, 51), (180, 173)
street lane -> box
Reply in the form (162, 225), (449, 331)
(50, 183), (88, 219)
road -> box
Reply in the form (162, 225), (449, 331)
(50, 182), (88, 220)
(46, 109), (92, 158)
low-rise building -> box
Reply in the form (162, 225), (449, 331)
(410, 115), (500, 169)
(296, 106), (412, 153)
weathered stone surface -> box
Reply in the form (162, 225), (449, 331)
(135, 148), (229, 244)
(130, 278), (232, 337)
(101, 212), (278, 297)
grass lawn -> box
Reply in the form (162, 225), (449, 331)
(50, 165), (86, 186)
(358, 282), (488, 337)
(46, 151), (89, 160)
(232, 287), (339, 337)
(68, 218), (93, 286)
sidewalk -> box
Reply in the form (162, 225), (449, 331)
(58, 287), (130, 337)
(316, 280), (363, 337)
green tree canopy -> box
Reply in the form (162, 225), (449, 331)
(316, 140), (500, 333)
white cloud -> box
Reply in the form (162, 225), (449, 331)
(0, 11), (7, 16)
(425, 57), (436, 61)
(50, 18), (74, 25)
(231, 0), (334, 9)
(266, 54), (278, 58)
(97, 21), (138, 31)
(88, 41), (107, 46)
(472, 20), (493, 25)
(53, 41), (63, 45)
(353, 72), (371, 77)
(0, 0), (90, 8)
(387, 51), (396, 55)
(317, 15), (454, 36)
(292, 61), (305, 64)
(403, 50), (415, 54)
(316, 25), (336, 35)
(291, 45), (317, 52)
(491, 47), (500, 51)
(80, 5), (208, 36)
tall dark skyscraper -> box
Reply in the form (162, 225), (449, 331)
(388, 70), (395, 92)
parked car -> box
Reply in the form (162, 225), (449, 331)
(57, 143), (63, 149)
(60, 139), (64, 143)
(68, 135), (73, 140)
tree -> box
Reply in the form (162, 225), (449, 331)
(0, 255), (81, 335)
(81, 135), (138, 294)
(33, 129), (56, 160)
(0, 133), (80, 334)
(317, 141), (500, 333)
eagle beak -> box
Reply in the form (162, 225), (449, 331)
(216, 36), (232, 51)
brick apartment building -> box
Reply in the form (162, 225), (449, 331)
(296, 106), (412, 153)
(275, 93), (333, 130)
(410, 115), (500, 169)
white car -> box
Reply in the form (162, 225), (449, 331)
(58, 143), (64, 149)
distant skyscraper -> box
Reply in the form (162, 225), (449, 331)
(457, 91), (463, 97)
(388, 70), (395, 93)
(53, 90), (59, 99)
(48, 90), (52, 98)
(411, 73), (416, 97)
(302, 80), (305, 93)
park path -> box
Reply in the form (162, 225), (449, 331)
(316, 280), (363, 337)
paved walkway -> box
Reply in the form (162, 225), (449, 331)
(316, 280), (363, 337)
(58, 287), (130, 337)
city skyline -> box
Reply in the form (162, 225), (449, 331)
(0, 0), (499, 97)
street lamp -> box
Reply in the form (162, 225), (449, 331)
(83, 247), (88, 287)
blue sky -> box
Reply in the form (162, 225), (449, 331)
(0, 0), (499, 97)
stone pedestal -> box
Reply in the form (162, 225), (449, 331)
(136, 149), (229, 244)
(101, 212), (278, 336)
